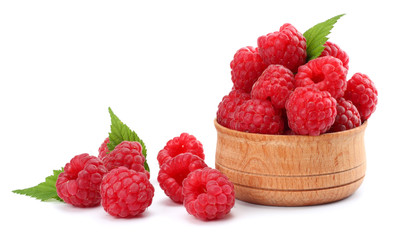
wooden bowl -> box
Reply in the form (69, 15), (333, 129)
(214, 119), (367, 206)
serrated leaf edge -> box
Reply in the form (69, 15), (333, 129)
(12, 169), (64, 202)
(107, 107), (149, 172)
(303, 14), (345, 61)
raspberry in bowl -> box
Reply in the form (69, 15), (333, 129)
(214, 15), (377, 206)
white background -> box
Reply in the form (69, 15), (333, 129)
(1, 0), (394, 239)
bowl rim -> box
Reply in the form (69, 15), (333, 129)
(214, 118), (368, 141)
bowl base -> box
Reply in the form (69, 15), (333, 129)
(231, 177), (364, 206)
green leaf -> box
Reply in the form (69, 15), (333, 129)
(12, 168), (64, 202)
(303, 14), (345, 61)
(107, 107), (149, 172)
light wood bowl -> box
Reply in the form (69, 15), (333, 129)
(214, 119), (367, 206)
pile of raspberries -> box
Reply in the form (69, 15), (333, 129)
(55, 133), (235, 221)
(56, 140), (153, 218)
(157, 133), (235, 220)
(217, 23), (378, 136)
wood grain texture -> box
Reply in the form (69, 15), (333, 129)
(214, 119), (367, 206)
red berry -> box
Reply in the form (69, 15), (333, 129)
(232, 99), (284, 134)
(103, 141), (148, 177)
(56, 153), (108, 207)
(157, 133), (205, 167)
(344, 73), (378, 121)
(257, 23), (307, 73)
(230, 46), (267, 93)
(157, 153), (207, 203)
(183, 167), (235, 221)
(295, 56), (348, 99)
(216, 89), (251, 128)
(285, 86), (337, 136)
(330, 98), (361, 132)
(319, 41), (349, 70)
(98, 137), (109, 160)
(251, 64), (295, 109)
(100, 167), (154, 218)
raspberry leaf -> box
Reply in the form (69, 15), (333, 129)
(12, 168), (64, 202)
(107, 107), (150, 172)
(303, 14), (345, 61)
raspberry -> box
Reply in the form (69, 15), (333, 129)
(157, 133), (205, 167)
(216, 89), (251, 128)
(157, 153), (207, 203)
(295, 56), (348, 99)
(329, 98), (361, 132)
(319, 41), (349, 70)
(98, 137), (109, 160)
(103, 141), (148, 177)
(56, 153), (108, 207)
(344, 73), (378, 121)
(230, 46), (267, 93)
(183, 167), (235, 221)
(285, 86), (337, 136)
(232, 99), (284, 134)
(257, 23), (307, 73)
(251, 64), (295, 109)
(100, 167), (154, 218)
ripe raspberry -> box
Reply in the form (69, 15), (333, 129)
(98, 137), (109, 160)
(251, 64), (295, 109)
(230, 46), (267, 93)
(319, 41), (349, 70)
(329, 98), (361, 132)
(56, 153), (108, 207)
(103, 141), (148, 177)
(216, 89), (251, 128)
(295, 56), (348, 99)
(344, 73), (378, 121)
(183, 167), (235, 221)
(157, 153), (207, 203)
(157, 133), (205, 167)
(232, 99), (284, 134)
(285, 86), (337, 136)
(100, 167), (154, 218)
(257, 23), (307, 73)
